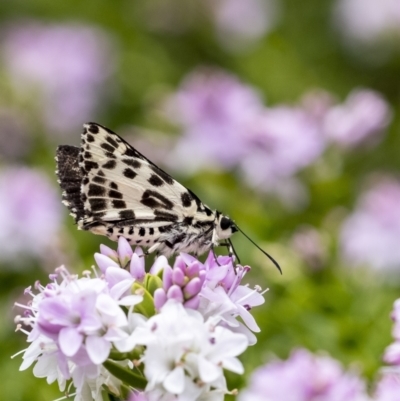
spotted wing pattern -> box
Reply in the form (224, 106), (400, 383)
(56, 122), (217, 256)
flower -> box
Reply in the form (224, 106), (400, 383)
(164, 68), (265, 172)
(128, 392), (151, 401)
(2, 21), (115, 134)
(15, 265), (143, 400)
(0, 167), (62, 264)
(209, 0), (280, 51)
(163, 68), (391, 210)
(133, 301), (248, 401)
(154, 253), (206, 311)
(373, 373), (400, 401)
(15, 240), (264, 401)
(151, 249), (266, 345)
(246, 106), (325, 178)
(322, 89), (392, 148)
(240, 106), (325, 206)
(383, 298), (400, 367)
(238, 348), (368, 401)
(340, 178), (400, 271)
(334, 0), (400, 47)
(198, 252), (265, 344)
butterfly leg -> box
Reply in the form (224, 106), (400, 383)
(137, 242), (161, 259)
(219, 240), (241, 264)
(211, 245), (221, 266)
(146, 242), (161, 255)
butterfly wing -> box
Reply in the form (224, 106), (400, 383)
(58, 122), (201, 228)
(56, 122), (219, 254)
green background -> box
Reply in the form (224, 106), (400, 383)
(0, 1), (399, 400)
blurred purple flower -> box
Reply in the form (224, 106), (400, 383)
(210, 0), (280, 51)
(240, 106), (325, 205)
(384, 298), (400, 367)
(164, 69), (391, 210)
(334, 0), (400, 46)
(0, 167), (62, 262)
(323, 89), (392, 148)
(373, 374), (400, 401)
(2, 21), (115, 134)
(164, 68), (265, 173)
(340, 178), (400, 271)
(238, 348), (368, 401)
(245, 106), (325, 177)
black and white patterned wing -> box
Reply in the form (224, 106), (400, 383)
(62, 122), (206, 230)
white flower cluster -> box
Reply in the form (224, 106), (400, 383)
(14, 238), (266, 401)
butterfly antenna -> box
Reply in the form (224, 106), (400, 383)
(235, 225), (282, 274)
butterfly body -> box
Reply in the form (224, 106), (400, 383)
(56, 122), (237, 257)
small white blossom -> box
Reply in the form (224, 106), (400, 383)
(134, 301), (248, 401)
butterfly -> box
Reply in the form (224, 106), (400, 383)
(56, 122), (280, 271)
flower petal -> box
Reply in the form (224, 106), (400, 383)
(86, 335), (111, 364)
(221, 356), (244, 374)
(95, 253), (120, 273)
(150, 255), (169, 275)
(198, 355), (222, 383)
(59, 327), (83, 357)
(163, 366), (185, 394)
(118, 236), (133, 266)
(130, 253), (145, 281)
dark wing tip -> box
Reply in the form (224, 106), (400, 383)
(55, 145), (85, 223)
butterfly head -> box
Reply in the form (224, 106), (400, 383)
(215, 213), (237, 240)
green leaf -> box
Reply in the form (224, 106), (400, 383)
(132, 282), (155, 317)
(103, 360), (147, 390)
(145, 273), (163, 296)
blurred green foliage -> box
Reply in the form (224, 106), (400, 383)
(0, 1), (399, 400)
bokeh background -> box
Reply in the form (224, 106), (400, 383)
(1, 1), (400, 400)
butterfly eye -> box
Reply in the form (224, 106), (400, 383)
(220, 216), (232, 230)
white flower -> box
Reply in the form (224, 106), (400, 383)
(15, 265), (143, 401)
(198, 262), (266, 345)
(134, 301), (248, 401)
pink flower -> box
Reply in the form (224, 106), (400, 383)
(0, 167), (62, 263)
(323, 89), (391, 148)
(128, 392), (150, 401)
(240, 106), (325, 205)
(154, 253), (205, 310)
(210, 0), (280, 51)
(15, 240), (265, 401)
(239, 349), (368, 401)
(334, 0), (400, 45)
(244, 106), (325, 177)
(340, 178), (400, 271)
(373, 373), (400, 401)
(383, 298), (400, 367)
(2, 21), (115, 134)
(164, 68), (265, 172)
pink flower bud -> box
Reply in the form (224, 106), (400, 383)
(183, 277), (202, 299)
(167, 285), (184, 303)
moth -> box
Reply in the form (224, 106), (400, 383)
(56, 122), (280, 271)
